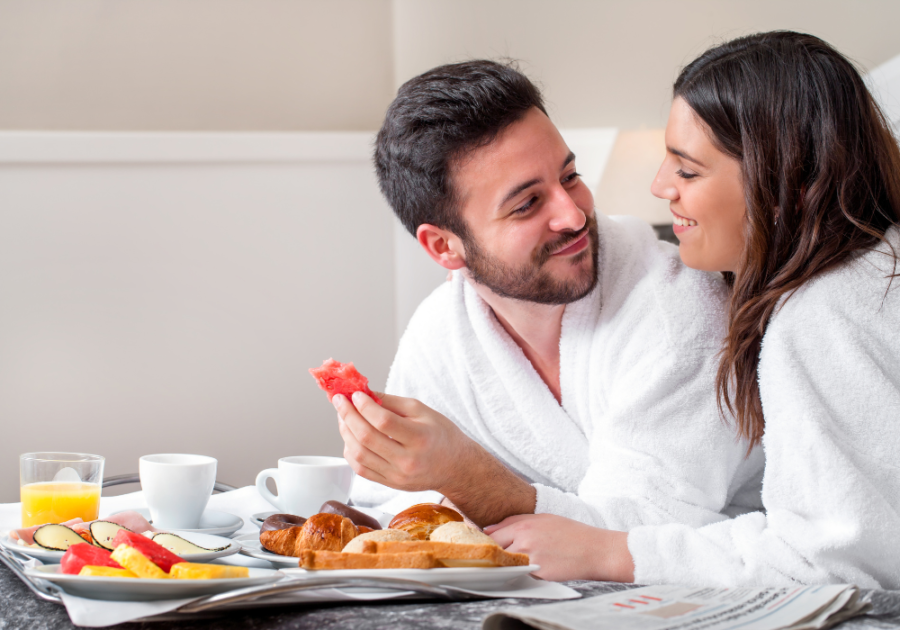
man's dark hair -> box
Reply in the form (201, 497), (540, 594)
(374, 59), (547, 238)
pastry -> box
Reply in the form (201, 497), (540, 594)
(299, 549), (439, 570)
(429, 522), (497, 546)
(351, 539), (529, 567)
(342, 528), (414, 553)
(260, 513), (358, 556)
(319, 500), (382, 530)
(387, 503), (463, 540)
(260, 513), (307, 533)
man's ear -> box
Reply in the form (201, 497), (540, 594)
(416, 224), (466, 270)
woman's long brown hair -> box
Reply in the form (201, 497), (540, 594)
(674, 31), (900, 446)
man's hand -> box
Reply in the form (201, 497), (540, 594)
(334, 391), (535, 526)
(485, 514), (635, 582)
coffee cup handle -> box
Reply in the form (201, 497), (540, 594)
(255, 469), (282, 511)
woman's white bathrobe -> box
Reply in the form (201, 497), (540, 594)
(353, 213), (763, 529)
(629, 229), (900, 589)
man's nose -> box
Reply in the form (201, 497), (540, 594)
(547, 187), (587, 232)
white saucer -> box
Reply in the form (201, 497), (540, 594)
(234, 533), (300, 566)
(251, 511), (279, 526)
(112, 509), (244, 537)
(0, 530), (240, 563)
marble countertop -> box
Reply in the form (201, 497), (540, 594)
(4, 562), (900, 630)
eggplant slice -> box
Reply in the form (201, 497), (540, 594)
(152, 532), (228, 554)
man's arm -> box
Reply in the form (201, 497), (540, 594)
(334, 391), (535, 526)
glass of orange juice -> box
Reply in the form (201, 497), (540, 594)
(20, 452), (104, 527)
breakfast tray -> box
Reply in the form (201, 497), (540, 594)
(0, 544), (487, 622)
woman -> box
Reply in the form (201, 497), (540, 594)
(487, 31), (900, 588)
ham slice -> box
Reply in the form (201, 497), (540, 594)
(10, 518), (83, 545)
(10, 511), (160, 545)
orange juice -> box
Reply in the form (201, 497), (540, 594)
(20, 482), (101, 527)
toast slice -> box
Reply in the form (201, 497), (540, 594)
(352, 540), (530, 567)
(299, 550), (439, 570)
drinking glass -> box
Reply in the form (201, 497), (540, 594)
(20, 452), (104, 527)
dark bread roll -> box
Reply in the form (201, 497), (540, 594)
(260, 513), (307, 533)
(387, 503), (463, 540)
(319, 500), (382, 530)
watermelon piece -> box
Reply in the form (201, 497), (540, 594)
(60, 542), (122, 575)
(309, 358), (382, 405)
(112, 529), (184, 573)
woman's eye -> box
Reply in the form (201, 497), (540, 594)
(512, 196), (537, 215)
(676, 169), (698, 180)
(562, 171), (582, 184)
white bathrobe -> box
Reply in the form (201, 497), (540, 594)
(353, 213), (763, 529)
(629, 228), (900, 589)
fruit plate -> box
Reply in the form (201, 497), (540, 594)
(281, 564), (541, 591)
(233, 533), (300, 567)
(25, 565), (282, 601)
(2, 531), (241, 563)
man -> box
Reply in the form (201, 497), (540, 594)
(335, 60), (762, 528)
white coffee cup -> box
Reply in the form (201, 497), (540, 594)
(139, 454), (217, 529)
(255, 456), (355, 517)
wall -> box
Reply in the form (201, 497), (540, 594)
(0, 0), (394, 131)
(0, 133), (396, 502)
(392, 0), (900, 129)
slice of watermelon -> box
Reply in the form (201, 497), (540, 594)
(60, 542), (123, 575)
(309, 358), (382, 405)
(112, 529), (184, 573)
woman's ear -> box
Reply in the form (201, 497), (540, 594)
(416, 224), (467, 270)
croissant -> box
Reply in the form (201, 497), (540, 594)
(387, 503), (463, 540)
(260, 513), (358, 556)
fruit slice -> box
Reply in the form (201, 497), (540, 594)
(78, 566), (137, 578)
(90, 521), (131, 551)
(309, 358), (382, 405)
(111, 529), (184, 573)
(151, 533), (228, 555)
(110, 545), (169, 579)
(32, 524), (85, 551)
(60, 542), (123, 575)
(169, 562), (249, 580)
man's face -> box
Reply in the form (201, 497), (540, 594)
(452, 107), (599, 305)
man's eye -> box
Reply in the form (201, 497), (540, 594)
(676, 169), (698, 180)
(562, 171), (582, 184)
(512, 196), (537, 215)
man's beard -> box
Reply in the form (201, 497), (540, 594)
(462, 213), (600, 305)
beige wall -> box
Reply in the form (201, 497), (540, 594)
(393, 0), (900, 129)
(0, 0), (394, 131)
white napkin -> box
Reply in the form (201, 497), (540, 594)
(57, 573), (578, 627)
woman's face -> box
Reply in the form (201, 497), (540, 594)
(651, 97), (746, 273)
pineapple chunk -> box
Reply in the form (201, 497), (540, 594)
(78, 565), (138, 578)
(169, 562), (250, 580)
(110, 544), (169, 579)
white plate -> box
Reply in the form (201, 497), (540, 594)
(112, 509), (244, 537)
(282, 564), (540, 591)
(234, 533), (300, 566)
(2, 530), (241, 563)
(26, 564), (281, 601)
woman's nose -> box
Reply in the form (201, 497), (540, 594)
(651, 162), (678, 201)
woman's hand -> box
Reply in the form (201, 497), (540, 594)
(485, 514), (635, 583)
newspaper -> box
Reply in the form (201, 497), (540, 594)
(484, 584), (871, 630)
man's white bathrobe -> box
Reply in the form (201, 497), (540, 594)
(629, 228), (900, 588)
(354, 213), (763, 529)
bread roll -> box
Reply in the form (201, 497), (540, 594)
(387, 503), (464, 540)
(429, 522), (497, 546)
(343, 528), (414, 553)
